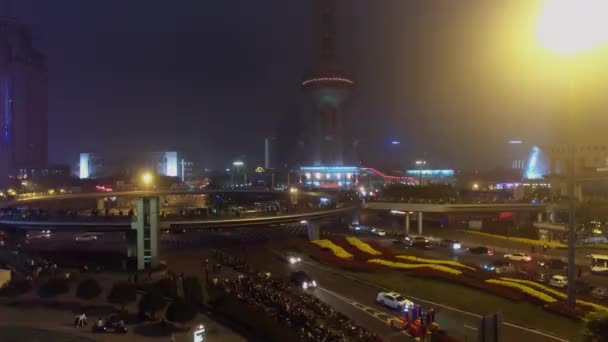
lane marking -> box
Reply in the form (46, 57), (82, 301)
(317, 286), (412, 339)
(303, 261), (570, 342)
(464, 325), (478, 331)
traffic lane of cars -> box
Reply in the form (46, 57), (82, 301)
(376, 236), (608, 301)
(296, 260), (565, 342)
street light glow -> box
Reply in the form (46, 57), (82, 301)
(142, 173), (153, 185)
(536, 0), (608, 55)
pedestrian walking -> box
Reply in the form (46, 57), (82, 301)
(543, 244), (548, 253)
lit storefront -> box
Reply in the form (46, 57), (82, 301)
(299, 166), (359, 188)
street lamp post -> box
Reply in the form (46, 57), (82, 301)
(142, 173), (153, 191)
(536, 0), (608, 307)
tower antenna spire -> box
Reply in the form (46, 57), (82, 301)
(320, 0), (337, 61)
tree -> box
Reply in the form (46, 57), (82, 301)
(138, 291), (166, 319)
(166, 299), (197, 325)
(584, 311), (608, 342)
(76, 278), (102, 301)
(155, 277), (177, 298)
(107, 282), (136, 311)
(38, 278), (69, 298)
(183, 277), (203, 306)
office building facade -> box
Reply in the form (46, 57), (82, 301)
(0, 18), (48, 187)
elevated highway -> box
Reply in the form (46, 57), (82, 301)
(0, 205), (359, 230)
(363, 201), (546, 213)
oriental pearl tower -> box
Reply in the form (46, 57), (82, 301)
(301, 0), (354, 167)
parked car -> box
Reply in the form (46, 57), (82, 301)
(439, 239), (461, 250)
(74, 233), (100, 242)
(538, 258), (567, 270)
(533, 271), (552, 283)
(581, 236), (608, 245)
(376, 292), (414, 311)
(349, 224), (370, 232)
(482, 260), (512, 274)
(591, 286), (608, 300)
(412, 237), (433, 249)
(549, 275), (568, 288)
(574, 280), (592, 295)
(504, 253), (532, 262)
(289, 271), (317, 290)
(371, 228), (386, 236)
(468, 247), (494, 256)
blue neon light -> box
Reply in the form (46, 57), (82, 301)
(300, 166), (359, 172)
(405, 169), (454, 177)
(391, 141), (400, 145)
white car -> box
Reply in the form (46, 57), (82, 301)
(504, 253), (532, 262)
(376, 292), (414, 311)
(350, 224), (370, 232)
(549, 275), (568, 288)
(371, 228), (386, 236)
(75, 233), (100, 241)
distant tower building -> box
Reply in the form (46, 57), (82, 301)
(0, 17), (48, 186)
(301, 0), (354, 167)
(299, 0), (358, 189)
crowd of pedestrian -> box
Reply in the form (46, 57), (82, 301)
(211, 250), (382, 342)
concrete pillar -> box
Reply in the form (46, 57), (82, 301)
(549, 211), (556, 223)
(307, 221), (320, 241)
(417, 212), (423, 235)
(405, 212), (410, 234)
(134, 196), (159, 270)
(537, 211), (543, 223)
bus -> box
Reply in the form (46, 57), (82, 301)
(589, 254), (608, 275)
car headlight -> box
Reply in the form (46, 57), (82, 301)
(302, 282), (309, 289)
(289, 257), (296, 264)
(311, 280), (317, 287)
(296, 257), (302, 262)
(453, 243), (461, 250)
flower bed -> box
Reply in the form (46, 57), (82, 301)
(345, 237), (382, 256)
(396, 255), (476, 271)
(461, 230), (566, 248)
(500, 277), (608, 312)
(317, 250), (381, 272)
(368, 259), (463, 275)
(485, 279), (557, 303)
(328, 236), (378, 261)
(311, 239), (353, 259)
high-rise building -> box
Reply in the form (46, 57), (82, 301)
(0, 17), (48, 186)
(151, 151), (194, 182)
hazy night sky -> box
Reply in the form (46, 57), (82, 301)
(11, 0), (608, 171)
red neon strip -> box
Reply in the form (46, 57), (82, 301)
(302, 77), (354, 86)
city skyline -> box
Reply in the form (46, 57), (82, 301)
(6, 0), (608, 171)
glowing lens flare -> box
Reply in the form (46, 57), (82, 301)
(537, 0), (608, 55)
